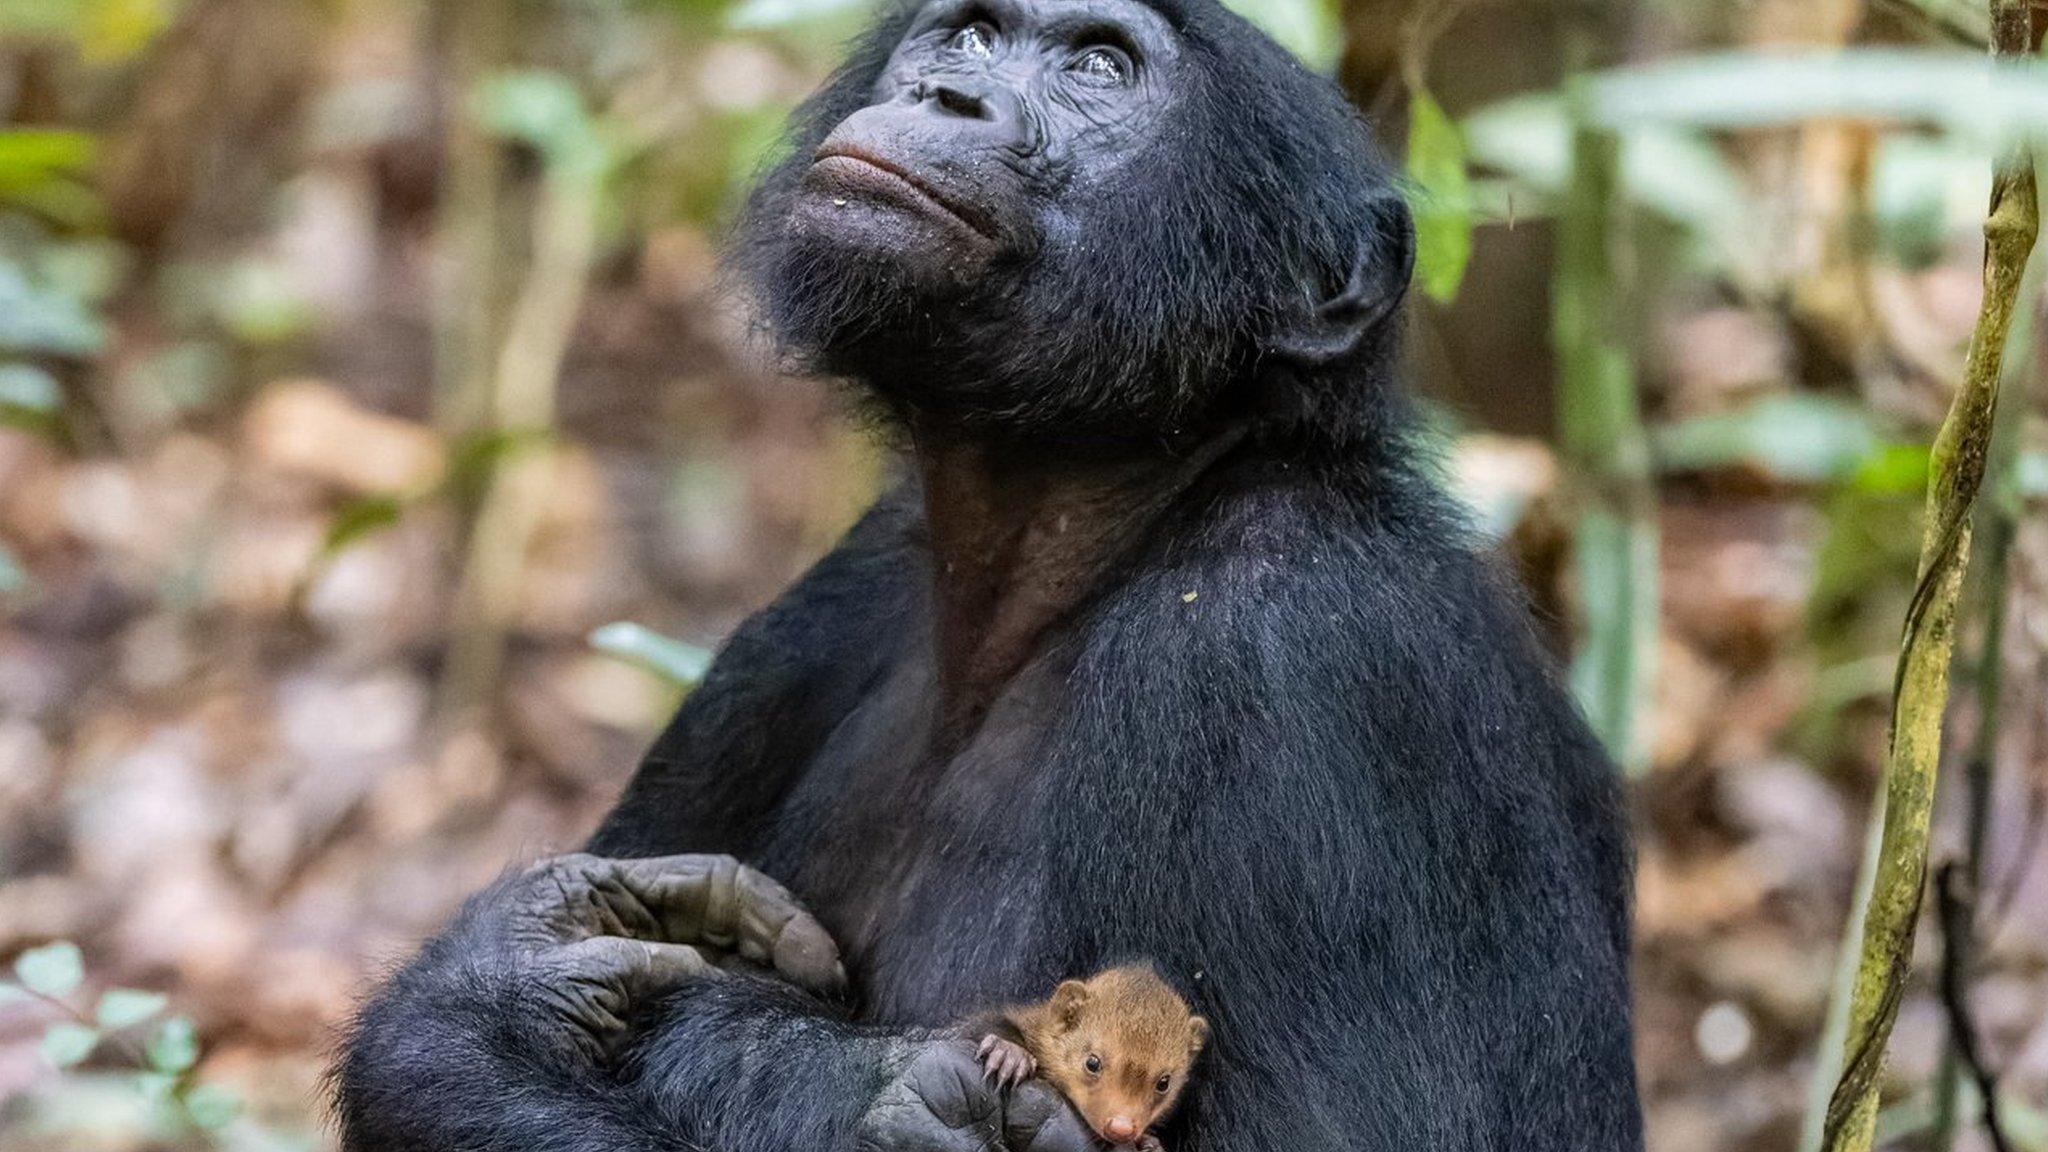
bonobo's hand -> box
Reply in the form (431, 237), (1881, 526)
(857, 1039), (1099, 1152)
(463, 852), (846, 1061)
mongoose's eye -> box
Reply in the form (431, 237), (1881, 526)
(1154, 1074), (1172, 1094)
(1084, 1054), (1102, 1075)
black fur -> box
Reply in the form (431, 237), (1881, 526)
(332, 2), (1641, 1150)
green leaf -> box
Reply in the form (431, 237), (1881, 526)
(1221, 0), (1344, 71)
(447, 427), (550, 504)
(0, 542), (24, 597)
(95, 988), (168, 1030)
(0, 263), (104, 357)
(1850, 443), (1934, 496)
(1464, 94), (1750, 261)
(0, 361), (61, 409)
(2018, 449), (2048, 498)
(181, 1083), (241, 1130)
(1586, 49), (2048, 144)
(1406, 88), (1474, 304)
(320, 495), (405, 558)
(15, 941), (84, 997)
(39, 1022), (99, 1069)
(136, 1070), (178, 1103)
(0, 362), (62, 440)
(1653, 394), (1887, 483)
(474, 72), (610, 177)
(146, 1016), (200, 1074)
(589, 622), (715, 688)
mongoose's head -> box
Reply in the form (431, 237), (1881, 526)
(1034, 965), (1208, 1145)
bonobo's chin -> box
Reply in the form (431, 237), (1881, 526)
(786, 168), (1001, 291)
(753, 202), (995, 379)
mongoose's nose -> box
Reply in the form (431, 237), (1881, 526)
(1102, 1117), (1140, 1143)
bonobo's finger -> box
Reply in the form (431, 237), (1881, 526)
(529, 854), (845, 994)
(854, 1040), (1005, 1152)
(604, 854), (846, 994)
(560, 935), (720, 997)
(1003, 1078), (1099, 1152)
(543, 937), (719, 1058)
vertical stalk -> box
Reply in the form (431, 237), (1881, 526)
(434, 0), (515, 437)
(1930, 245), (2040, 1152)
(1554, 21), (1657, 774)
(1817, 1), (2039, 1148)
(437, 160), (607, 724)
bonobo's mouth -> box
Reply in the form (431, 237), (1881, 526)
(807, 146), (1001, 242)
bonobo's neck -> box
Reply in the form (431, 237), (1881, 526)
(911, 420), (1242, 741)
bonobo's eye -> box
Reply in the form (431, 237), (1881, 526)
(1154, 1074), (1172, 1095)
(1068, 45), (1133, 87)
(1083, 1054), (1103, 1076)
(948, 22), (996, 58)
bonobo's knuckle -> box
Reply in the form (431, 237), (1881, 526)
(856, 1041), (1007, 1152)
(1003, 1079), (1097, 1152)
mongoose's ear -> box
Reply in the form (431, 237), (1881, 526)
(1052, 980), (1091, 1027)
(1187, 1016), (1210, 1054)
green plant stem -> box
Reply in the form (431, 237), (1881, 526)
(433, 0), (516, 438)
(1930, 199), (2041, 1152)
(1818, 1), (2040, 1147)
(438, 159), (605, 725)
(1555, 26), (1657, 775)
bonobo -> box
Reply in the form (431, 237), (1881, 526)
(333, 1), (1644, 1151)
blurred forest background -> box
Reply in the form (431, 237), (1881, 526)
(0, 0), (2046, 1149)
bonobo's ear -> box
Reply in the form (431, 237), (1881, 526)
(1264, 200), (1416, 369)
(1186, 1015), (1210, 1054)
(1051, 980), (1091, 1027)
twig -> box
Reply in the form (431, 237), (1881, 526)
(1555, 20), (1658, 775)
(1934, 206), (2042, 1152)
(1989, 651), (2048, 925)
(1816, 0), (2040, 1148)
(1935, 863), (2014, 1152)
(432, 0), (517, 438)
(436, 151), (607, 725)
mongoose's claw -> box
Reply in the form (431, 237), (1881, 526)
(976, 1037), (1037, 1089)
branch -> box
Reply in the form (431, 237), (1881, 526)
(1935, 863), (2014, 1152)
(1817, 1), (2040, 1148)
(1555, 20), (1657, 776)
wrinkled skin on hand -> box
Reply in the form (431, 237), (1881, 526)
(479, 852), (846, 1059)
(454, 853), (1098, 1152)
(859, 1041), (1100, 1152)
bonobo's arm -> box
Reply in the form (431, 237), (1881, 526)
(334, 853), (1093, 1152)
(335, 490), (1092, 1152)
(629, 980), (1091, 1152)
(588, 486), (924, 857)
(332, 854), (842, 1152)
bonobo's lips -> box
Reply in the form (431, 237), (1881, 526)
(806, 146), (1000, 242)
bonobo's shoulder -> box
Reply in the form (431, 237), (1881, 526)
(1134, 456), (1509, 624)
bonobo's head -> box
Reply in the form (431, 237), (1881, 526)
(734, 0), (1414, 448)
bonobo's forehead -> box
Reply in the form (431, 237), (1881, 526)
(906, 0), (1180, 43)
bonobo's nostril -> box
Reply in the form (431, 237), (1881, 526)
(931, 83), (992, 120)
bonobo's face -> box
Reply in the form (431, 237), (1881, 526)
(743, 0), (1414, 443)
(788, 0), (1181, 287)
